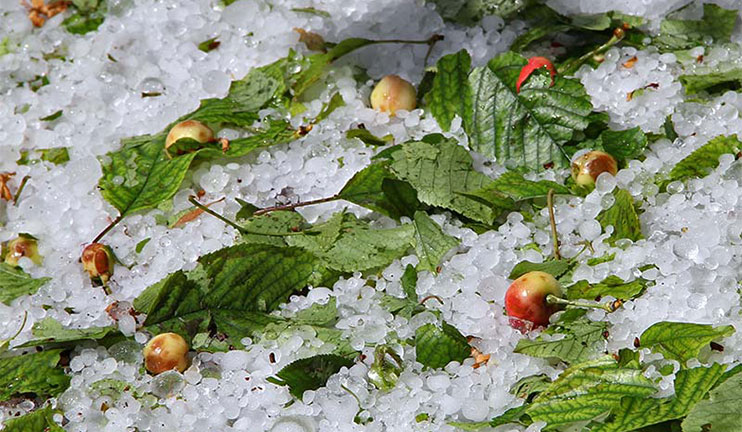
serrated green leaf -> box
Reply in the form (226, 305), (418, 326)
(639, 322), (735, 364)
(566, 276), (647, 300)
(467, 51), (592, 172)
(0, 263), (50, 305)
(338, 161), (420, 220)
(508, 259), (571, 279)
(1, 405), (64, 432)
(654, 4), (736, 51)
(514, 315), (607, 364)
(241, 211), (309, 246)
(526, 356), (656, 429)
(679, 67), (742, 95)
(274, 354), (354, 398)
(597, 189), (642, 245)
(682, 368), (742, 432)
(465, 170), (570, 213)
(133, 243), (336, 349)
(388, 138), (495, 223)
(427, 50), (472, 131)
(0, 350), (70, 402)
(588, 364), (725, 432)
(511, 374), (551, 400)
(668, 135), (741, 183)
(415, 322), (470, 369)
(17, 317), (119, 348)
(601, 127), (647, 161)
(412, 211), (459, 272)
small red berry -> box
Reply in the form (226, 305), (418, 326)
(516, 57), (556, 93)
(504, 271), (562, 331)
(571, 150), (618, 189)
(81, 243), (115, 285)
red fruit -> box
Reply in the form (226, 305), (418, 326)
(505, 271), (562, 331)
(81, 243), (115, 285)
(571, 150), (618, 189)
(516, 57), (556, 93)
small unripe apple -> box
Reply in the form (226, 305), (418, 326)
(370, 75), (416, 115)
(3, 235), (42, 266)
(504, 271), (562, 331)
(571, 150), (618, 189)
(81, 243), (115, 285)
(165, 120), (214, 156)
(143, 333), (189, 374)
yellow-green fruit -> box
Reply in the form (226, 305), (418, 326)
(3, 235), (42, 266)
(143, 333), (189, 374)
(571, 150), (618, 188)
(370, 75), (416, 115)
(165, 120), (214, 154)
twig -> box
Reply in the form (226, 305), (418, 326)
(546, 294), (618, 313)
(92, 214), (123, 244)
(547, 189), (561, 260)
(558, 29), (625, 75)
(188, 196), (246, 233)
(419, 295), (444, 306)
(423, 34), (444, 67)
(253, 195), (339, 216)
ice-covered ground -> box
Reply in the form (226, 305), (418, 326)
(2, 0), (742, 431)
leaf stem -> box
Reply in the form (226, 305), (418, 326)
(188, 196), (247, 234)
(423, 34), (445, 67)
(558, 30), (625, 76)
(547, 189), (561, 260)
(546, 294), (618, 313)
(253, 194), (339, 216)
(92, 214), (124, 244)
(419, 295), (444, 306)
(13, 175), (30, 206)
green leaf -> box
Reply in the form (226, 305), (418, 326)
(197, 37), (220, 53)
(679, 67), (742, 95)
(415, 322), (470, 369)
(511, 374), (552, 400)
(639, 322), (735, 364)
(62, 6), (105, 35)
(1, 405), (64, 432)
(412, 211), (459, 272)
(16, 317), (119, 348)
(290, 7), (331, 17)
(273, 354), (354, 398)
(600, 127), (647, 161)
(596, 189), (642, 245)
(508, 259), (571, 279)
(587, 252), (615, 266)
(135, 237), (151, 253)
(401, 264), (418, 301)
(654, 4), (737, 51)
(588, 364), (725, 432)
(338, 161), (420, 219)
(682, 368), (742, 432)
(0, 350), (70, 401)
(18, 148), (70, 166)
(566, 276), (648, 300)
(464, 170), (570, 213)
(314, 92), (345, 123)
(346, 128), (393, 146)
(40, 110), (63, 121)
(428, 0), (528, 24)
(0, 263), (50, 305)
(668, 135), (741, 183)
(467, 51), (592, 172)
(514, 313), (607, 364)
(427, 50), (472, 131)
(387, 138), (495, 223)
(133, 243), (335, 348)
(526, 356), (656, 429)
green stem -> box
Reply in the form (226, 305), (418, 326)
(92, 214), (123, 244)
(253, 194), (339, 216)
(558, 30), (624, 75)
(189, 196), (312, 236)
(547, 189), (561, 260)
(13, 175), (30, 206)
(546, 294), (617, 313)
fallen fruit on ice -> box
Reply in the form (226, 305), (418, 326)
(370, 75), (416, 115)
(504, 271), (562, 331)
(81, 243), (115, 285)
(143, 332), (189, 374)
(165, 120), (215, 156)
(2, 234), (42, 266)
(571, 150), (618, 189)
